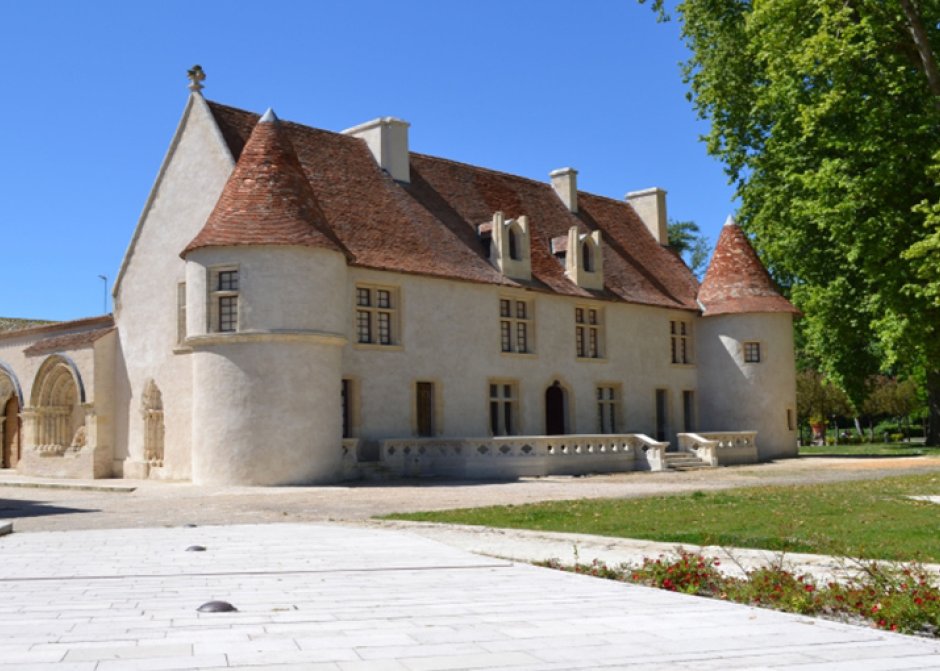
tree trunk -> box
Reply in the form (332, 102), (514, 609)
(926, 369), (940, 446)
(899, 0), (940, 105)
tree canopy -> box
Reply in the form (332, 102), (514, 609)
(647, 0), (940, 443)
(666, 218), (710, 278)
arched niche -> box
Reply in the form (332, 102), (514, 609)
(140, 379), (165, 466)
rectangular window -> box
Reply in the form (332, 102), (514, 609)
(341, 379), (353, 438)
(416, 381), (435, 437)
(787, 408), (795, 432)
(682, 390), (695, 433)
(489, 381), (518, 436)
(177, 282), (187, 344)
(596, 385), (620, 434)
(576, 306), (603, 358)
(655, 389), (668, 442)
(670, 320), (691, 364)
(499, 298), (533, 353)
(744, 341), (761, 363)
(209, 268), (239, 333)
(356, 285), (398, 346)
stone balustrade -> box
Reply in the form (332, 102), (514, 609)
(376, 434), (669, 479)
(677, 431), (758, 466)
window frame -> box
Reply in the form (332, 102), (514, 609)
(208, 266), (239, 334)
(354, 284), (400, 347)
(488, 379), (519, 436)
(743, 341), (762, 363)
(499, 297), (534, 354)
(596, 383), (621, 434)
(670, 319), (692, 364)
(575, 305), (604, 359)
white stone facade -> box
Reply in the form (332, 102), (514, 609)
(0, 90), (799, 485)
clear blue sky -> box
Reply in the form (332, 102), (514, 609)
(0, 0), (735, 321)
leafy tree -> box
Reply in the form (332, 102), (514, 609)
(666, 219), (710, 279)
(796, 369), (853, 423)
(643, 0), (940, 444)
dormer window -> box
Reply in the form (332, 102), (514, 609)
(563, 227), (604, 290)
(485, 211), (532, 281)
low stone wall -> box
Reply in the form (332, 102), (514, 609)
(376, 434), (668, 479)
(17, 444), (99, 479)
(677, 431), (758, 466)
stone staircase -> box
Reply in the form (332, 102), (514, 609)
(662, 451), (713, 472)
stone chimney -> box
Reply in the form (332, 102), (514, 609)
(626, 187), (668, 244)
(550, 167), (578, 213)
(342, 117), (411, 183)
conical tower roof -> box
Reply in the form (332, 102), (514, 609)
(183, 109), (350, 257)
(697, 217), (798, 316)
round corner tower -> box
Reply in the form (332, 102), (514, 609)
(695, 217), (800, 460)
(180, 109), (351, 485)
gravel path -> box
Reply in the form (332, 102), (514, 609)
(2, 455), (939, 533)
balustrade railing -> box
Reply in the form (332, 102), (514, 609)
(377, 433), (669, 477)
(677, 431), (758, 466)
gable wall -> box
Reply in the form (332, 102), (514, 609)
(112, 96), (234, 479)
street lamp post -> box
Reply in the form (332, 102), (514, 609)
(98, 275), (108, 314)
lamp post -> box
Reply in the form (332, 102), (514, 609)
(98, 275), (108, 314)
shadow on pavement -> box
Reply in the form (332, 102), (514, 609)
(0, 498), (98, 520)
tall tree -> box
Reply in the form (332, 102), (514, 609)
(666, 219), (710, 279)
(646, 0), (940, 444)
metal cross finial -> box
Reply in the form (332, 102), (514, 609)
(187, 65), (206, 92)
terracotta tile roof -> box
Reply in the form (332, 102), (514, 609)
(204, 101), (700, 310)
(697, 219), (799, 316)
(24, 326), (115, 357)
(183, 110), (350, 257)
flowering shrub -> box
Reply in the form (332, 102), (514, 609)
(538, 551), (940, 637)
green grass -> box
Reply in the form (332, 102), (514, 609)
(798, 442), (940, 457)
(383, 472), (940, 562)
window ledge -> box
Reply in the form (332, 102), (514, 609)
(500, 352), (538, 359)
(670, 362), (696, 368)
(353, 343), (405, 352)
(576, 356), (608, 364)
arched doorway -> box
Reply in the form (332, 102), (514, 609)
(2, 395), (19, 468)
(31, 356), (84, 452)
(545, 381), (567, 435)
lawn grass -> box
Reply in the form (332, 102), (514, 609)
(384, 472), (940, 562)
(798, 442), (940, 457)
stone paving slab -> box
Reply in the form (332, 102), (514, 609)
(1, 523), (938, 670)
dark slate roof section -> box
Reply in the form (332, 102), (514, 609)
(183, 109), (350, 257)
(697, 220), (799, 316)
(24, 326), (115, 357)
(204, 101), (700, 310)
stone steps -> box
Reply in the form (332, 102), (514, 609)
(662, 452), (713, 471)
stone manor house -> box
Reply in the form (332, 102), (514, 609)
(0, 75), (799, 485)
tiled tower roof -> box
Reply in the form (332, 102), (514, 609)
(183, 109), (350, 258)
(697, 217), (799, 316)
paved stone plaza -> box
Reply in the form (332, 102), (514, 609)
(2, 523), (940, 670)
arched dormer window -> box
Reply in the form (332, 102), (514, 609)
(484, 211), (531, 281)
(508, 226), (521, 261)
(582, 240), (594, 272)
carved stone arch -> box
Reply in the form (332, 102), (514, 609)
(0, 361), (23, 468)
(29, 355), (86, 452)
(0, 360), (24, 406)
(140, 379), (165, 466)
